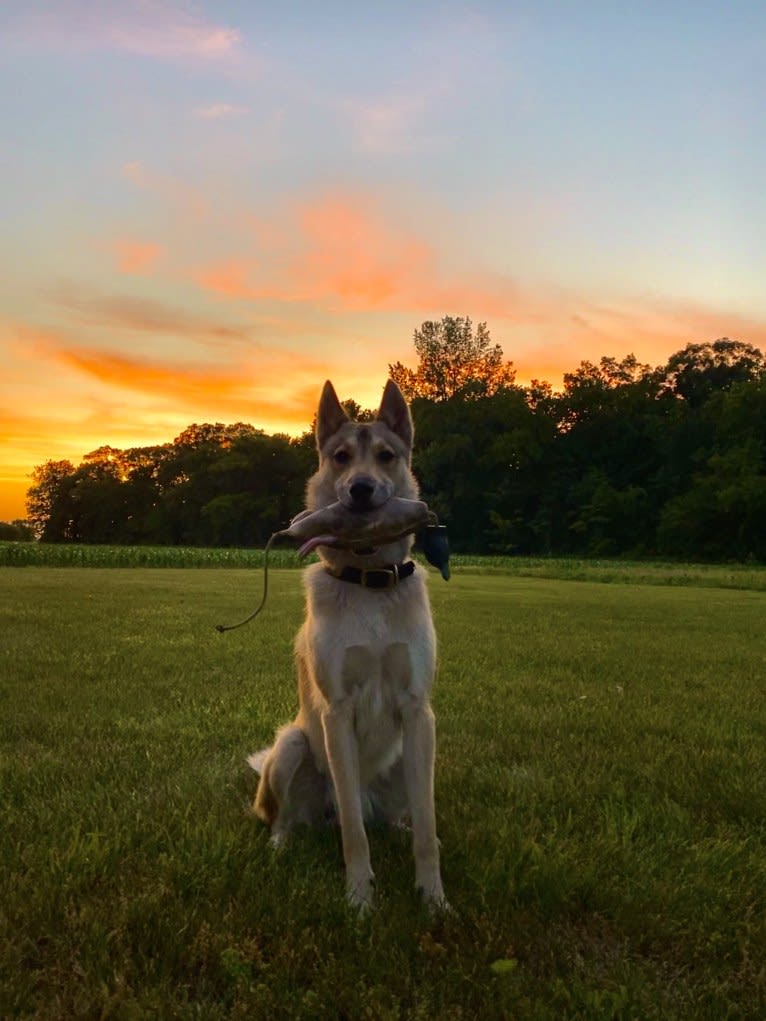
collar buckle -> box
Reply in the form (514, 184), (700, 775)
(360, 564), (399, 589)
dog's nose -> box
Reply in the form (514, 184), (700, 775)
(349, 476), (376, 507)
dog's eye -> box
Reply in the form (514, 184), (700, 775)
(377, 449), (395, 464)
(333, 449), (350, 465)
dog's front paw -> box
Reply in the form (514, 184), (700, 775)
(346, 872), (375, 913)
(416, 878), (451, 914)
(268, 829), (289, 852)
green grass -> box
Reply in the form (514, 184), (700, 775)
(1, 566), (765, 1019)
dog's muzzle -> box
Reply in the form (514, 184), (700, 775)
(343, 474), (386, 511)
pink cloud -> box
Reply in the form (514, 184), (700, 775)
(7, 2), (241, 62)
(48, 283), (253, 343)
(345, 89), (447, 155)
(121, 161), (210, 220)
(194, 103), (249, 120)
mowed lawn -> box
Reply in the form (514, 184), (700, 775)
(1, 565), (765, 1020)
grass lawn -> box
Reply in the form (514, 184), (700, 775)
(1, 564), (765, 1019)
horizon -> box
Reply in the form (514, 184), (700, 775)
(2, 1), (765, 520)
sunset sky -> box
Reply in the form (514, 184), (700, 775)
(1, 1), (765, 520)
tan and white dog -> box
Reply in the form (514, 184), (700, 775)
(250, 379), (446, 911)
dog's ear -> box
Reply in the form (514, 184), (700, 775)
(316, 380), (349, 451)
(377, 379), (413, 450)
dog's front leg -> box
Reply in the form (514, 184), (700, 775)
(401, 696), (447, 910)
(322, 699), (374, 910)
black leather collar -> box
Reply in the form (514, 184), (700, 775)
(326, 560), (415, 589)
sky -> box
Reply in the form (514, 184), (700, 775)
(1, 0), (765, 520)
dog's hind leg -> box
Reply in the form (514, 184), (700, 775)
(251, 725), (327, 846)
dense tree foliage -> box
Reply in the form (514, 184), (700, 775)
(26, 429), (314, 547)
(0, 519), (33, 541)
(18, 321), (766, 562)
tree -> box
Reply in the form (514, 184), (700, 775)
(67, 454), (130, 544)
(0, 520), (34, 541)
(172, 422), (258, 449)
(657, 377), (766, 560)
(199, 431), (314, 545)
(559, 354), (658, 427)
(389, 317), (516, 401)
(340, 399), (376, 422)
(26, 460), (77, 540)
(411, 388), (546, 553)
(25, 424), (314, 547)
(567, 470), (651, 556)
(661, 338), (766, 407)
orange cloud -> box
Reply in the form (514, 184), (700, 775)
(295, 195), (434, 307)
(34, 339), (327, 426)
(195, 192), (548, 323)
(194, 192), (427, 306)
(197, 259), (263, 300)
(53, 347), (248, 403)
(113, 240), (164, 275)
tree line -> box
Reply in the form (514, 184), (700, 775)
(22, 318), (766, 561)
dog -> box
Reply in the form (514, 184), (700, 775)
(249, 379), (446, 911)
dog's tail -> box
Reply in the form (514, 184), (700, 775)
(247, 747), (270, 775)
(248, 746), (279, 824)
(249, 727), (317, 827)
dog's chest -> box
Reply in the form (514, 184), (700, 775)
(305, 566), (436, 705)
(341, 643), (406, 776)
(351, 667), (397, 737)
(339, 638), (410, 710)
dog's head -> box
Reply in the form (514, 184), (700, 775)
(307, 379), (418, 513)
